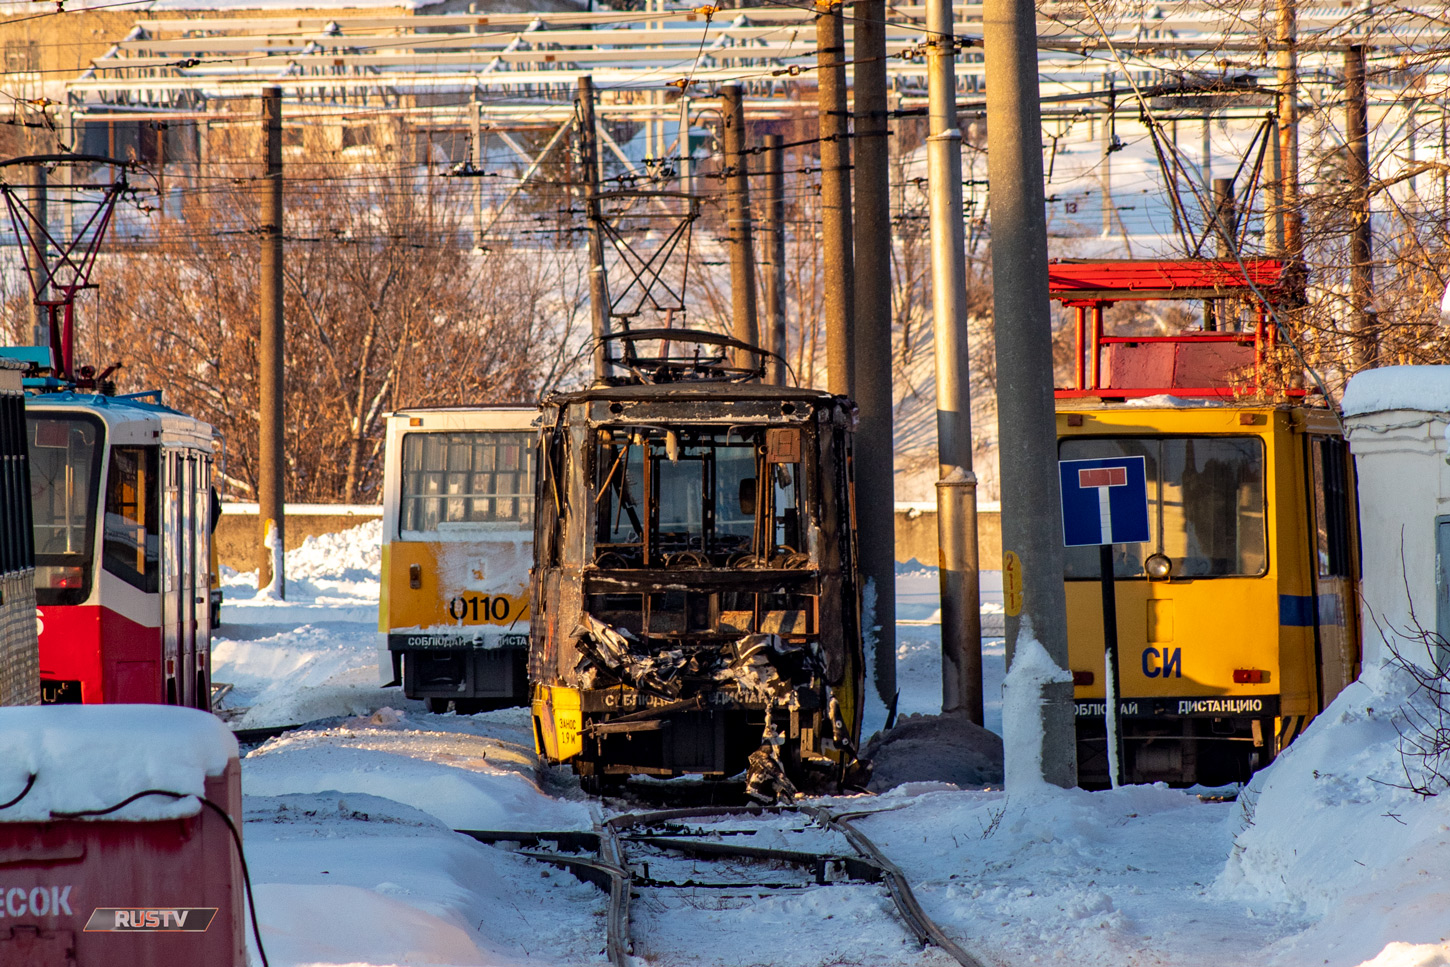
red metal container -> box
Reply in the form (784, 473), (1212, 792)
(0, 708), (247, 966)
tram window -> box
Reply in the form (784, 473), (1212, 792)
(27, 414), (104, 605)
(1061, 436), (1266, 579)
(103, 446), (160, 592)
(595, 429), (801, 566)
(1312, 437), (1353, 578)
(400, 431), (534, 536)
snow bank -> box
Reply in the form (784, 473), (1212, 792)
(1218, 661), (1450, 964)
(241, 711), (593, 831)
(1000, 624), (1073, 791)
(1342, 365), (1450, 417)
(0, 706), (236, 822)
(244, 792), (603, 967)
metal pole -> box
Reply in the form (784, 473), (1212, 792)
(678, 95), (692, 198)
(471, 91), (483, 249)
(1267, 115), (1285, 256)
(578, 76), (612, 381)
(816, 0), (854, 397)
(1207, 176), (1236, 331)
(1101, 83), (1114, 238)
(1098, 543), (1123, 788)
(1277, 0), (1302, 268)
(26, 165), (46, 348)
(258, 86), (286, 598)
(721, 85), (760, 367)
(1346, 45), (1375, 372)
(854, 0), (897, 709)
(761, 133), (787, 386)
(984, 0), (1077, 787)
(926, 0), (983, 724)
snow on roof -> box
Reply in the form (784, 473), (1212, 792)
(0, 706), (237, 823)
(1341, 365), (1450, 418)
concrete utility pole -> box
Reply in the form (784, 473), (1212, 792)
(1346, 45), (1375, 371)
(678, 95), (692, 198)
(721, 85), (760, 368)
(761, 133), (787, 386)
(26, 165), (46, 348)
(258, 86), (286, 598)
(816, 0), (854, 398)
(471, 92), (484, 249)
(853, 0), (898, 709)
(1277, 0), (1302, 267)
(1206, 176), (1236, 331)
(926, 0), (983, 724)
(577, 76), (612, 381)
(1266, 116), (1285, 256)
(983, 0), (1077, 786)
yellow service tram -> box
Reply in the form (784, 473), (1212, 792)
(379, 406), (535, 713)
(1053, 260), (1361, 787)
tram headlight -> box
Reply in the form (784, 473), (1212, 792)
(1145, 553), (1172, 581)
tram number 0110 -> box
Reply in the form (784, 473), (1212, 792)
(448, 594), (511, 622)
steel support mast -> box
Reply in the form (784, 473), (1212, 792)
(926, 0), (984, 724)
(853, 0), (898, 708)
(816, 0), (855, 398)
(1346, 45), (1374, 371)
(259, 86), (286, 597)
(984, 0), (1076, 786)
(761, 133), (787, 386)
(721, 85), (761, 368)
(26, 165), (46, 348)
(578, 76), (612, 381)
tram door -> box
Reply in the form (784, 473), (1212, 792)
(160, 449), (200, 707)
(1308, 436), (1359, 709)
(192, 454), (213, 708)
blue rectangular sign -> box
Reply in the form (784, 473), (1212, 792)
(1059, 455), (1151, 547)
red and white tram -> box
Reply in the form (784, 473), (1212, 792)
(26, 390), (217, 707)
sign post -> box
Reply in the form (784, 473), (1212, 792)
(1059, 456), (1150, 788)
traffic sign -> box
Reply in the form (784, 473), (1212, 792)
(1059, 456), (1150, 547)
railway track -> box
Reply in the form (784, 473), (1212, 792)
(460, 804), (986, 967)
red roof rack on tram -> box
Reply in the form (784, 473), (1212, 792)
(1049, 258), (1304, 400)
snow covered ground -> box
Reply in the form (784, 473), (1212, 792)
(213, 523), (1450, 967)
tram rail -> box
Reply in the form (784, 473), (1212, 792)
(459, 803), (988, 967)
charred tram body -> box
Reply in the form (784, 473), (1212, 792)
(529, 377), (865, 796)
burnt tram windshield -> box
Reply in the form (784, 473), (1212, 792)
(594, 425), (806, 569)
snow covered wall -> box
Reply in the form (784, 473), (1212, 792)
(1342, 365), (1450, 668)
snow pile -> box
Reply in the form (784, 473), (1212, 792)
(0, 706), (235, 822)
(1341, 365), (1450, 417)
(214, 520), (392, 727)
(1217, 661), (1450, 965)
(999, 625), (1073, 791)
(862, 712), (1003, 791)
(243, 792), (603, 967)
(276, 518), (383, 590)
(241, 708), (594, 832)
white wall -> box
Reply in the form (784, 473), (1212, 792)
(1345, 408), (1450, 669)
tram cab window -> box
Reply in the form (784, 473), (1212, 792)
(103, 445), (160, 592)
(595, 428), (802, 567)
(27, 414), (104, 605)
(400, 431), (534, 538)
(1061, 436), (1267, 579)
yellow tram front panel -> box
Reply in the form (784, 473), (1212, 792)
(1057, 403), (1357, 784)
(380, 539), (531, 638)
